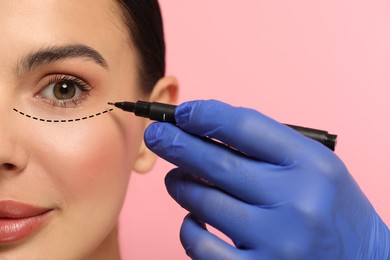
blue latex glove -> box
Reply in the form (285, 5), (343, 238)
(144, 100), (390, 259)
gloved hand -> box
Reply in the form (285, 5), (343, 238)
(144, 100), (390, 259)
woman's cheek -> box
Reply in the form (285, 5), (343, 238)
(30, 114), (141, 207)
(9, 112), (145, 258)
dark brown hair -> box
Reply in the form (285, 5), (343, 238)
(116, 0), (165, 94)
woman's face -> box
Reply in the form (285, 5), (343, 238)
(0, 0), (167, 258)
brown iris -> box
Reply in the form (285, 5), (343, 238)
(53, 81), (76, 100)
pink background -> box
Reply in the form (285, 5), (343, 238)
(119, 1), (390, 259)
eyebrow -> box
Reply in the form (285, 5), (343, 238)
(15, 44), (109, 75)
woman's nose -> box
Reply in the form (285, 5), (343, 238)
(0, 106), (29, 174)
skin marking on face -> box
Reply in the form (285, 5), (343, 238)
(13, 108), (114, 122)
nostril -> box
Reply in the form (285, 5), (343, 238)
(3, 163), (15, 170)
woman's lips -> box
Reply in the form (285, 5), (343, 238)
(0, 200), (52, 243)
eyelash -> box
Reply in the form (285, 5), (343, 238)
(38, 74), (92, 108)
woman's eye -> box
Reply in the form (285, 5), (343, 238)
(37, 75), (92, 107)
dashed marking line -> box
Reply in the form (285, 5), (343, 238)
(13, 108), (113, 122)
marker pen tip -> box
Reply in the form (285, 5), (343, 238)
(107, 102), (115, 106)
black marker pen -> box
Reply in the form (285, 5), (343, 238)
(108, 101), (337, 151)
(108, 101), (177, 124)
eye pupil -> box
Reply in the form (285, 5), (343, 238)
(60, 84), (68, 94)
(54, 81), (76, 100)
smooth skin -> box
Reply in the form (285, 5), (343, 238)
(0, 0), (177, 259)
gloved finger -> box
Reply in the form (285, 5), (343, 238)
(147, 124), (292, 204)
(179, 194), (324, 260)
(180, 214), (246, 260)
(167, 169), (328, 258)
(180, 214), (293, 260)
(175, 100), (317, 165)
(166, 169), (269, 247)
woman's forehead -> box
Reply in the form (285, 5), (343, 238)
(0, 0), (127, 45)
(0, 0), (133, 73)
